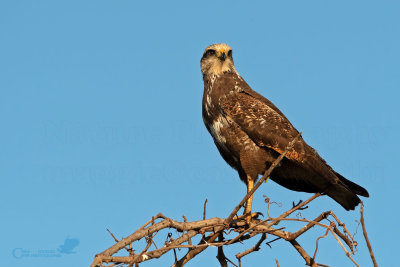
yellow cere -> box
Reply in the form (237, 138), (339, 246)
(217, 50), (225, 57)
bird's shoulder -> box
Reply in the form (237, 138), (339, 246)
(215, 72), (286, 117)
(216, 73), (294, 135)
(214, 72), (339, 180)
(216, 73), (310, 162)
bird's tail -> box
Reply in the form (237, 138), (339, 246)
(325, 173), (369, 210)
(325, 183), (361, 210)
(333, 171), (369, 197)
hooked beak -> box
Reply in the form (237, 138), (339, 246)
(218, 51), (227, 61)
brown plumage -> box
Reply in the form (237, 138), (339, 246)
(200, 43), (369, 213)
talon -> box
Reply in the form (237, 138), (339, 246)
(292, 200), (308, 210)
(245, 212), (264, 225)
(292, 200), (303, 207)
(234, 212), (260, 224)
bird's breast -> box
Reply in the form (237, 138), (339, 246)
(209, 115), (229, 145)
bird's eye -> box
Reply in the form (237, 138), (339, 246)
(228, 50), (232, 57)
(207, 49), (216, 56)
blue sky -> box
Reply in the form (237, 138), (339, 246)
(1, 0), (399, 266)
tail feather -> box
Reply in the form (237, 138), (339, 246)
(334, 171), (369, 197)
(325, 183), (361, 210)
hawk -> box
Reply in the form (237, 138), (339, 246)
(201, 43), (369, 217)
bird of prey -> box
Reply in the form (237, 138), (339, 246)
(200, 43), (369, 217)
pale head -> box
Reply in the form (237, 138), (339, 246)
(200, 43), (235, 77)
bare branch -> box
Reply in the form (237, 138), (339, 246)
(313, 227), (330, 261)
(328, 228), (360, 267)
(288, 211), (330, 240)
(173, 231), (221, 266)
(236, 233), (266, 260)
(203, 199), (208, 220)
(216, 233), (228, 267)
(90, 134), (377, 267)
(266, 193), (321, 228)
(107, 229), (120, 243)
(290, 239), (318, 267)
(360, 203), (378, 267)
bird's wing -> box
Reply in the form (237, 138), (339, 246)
(218, 87), (369, 208)
(219, 90), (308, 163)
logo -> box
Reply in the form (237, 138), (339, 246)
(58, 237), (79, 254)
(12, 237), (79, 259)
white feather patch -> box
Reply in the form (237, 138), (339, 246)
(211, 116), (227, 144)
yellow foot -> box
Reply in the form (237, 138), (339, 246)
(233, 212), (260, 224)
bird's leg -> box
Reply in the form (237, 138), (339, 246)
(244, 178), (254, 216)
(232, 175), (260, 224)
(243, 177), (262, 224)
